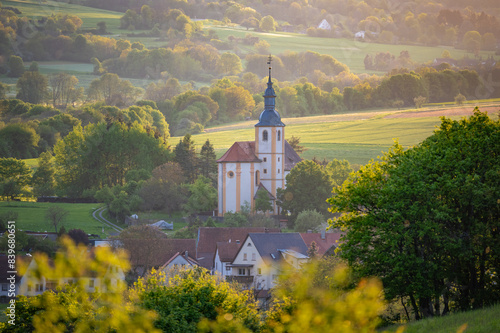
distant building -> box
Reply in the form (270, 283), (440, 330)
(217, 60), (301, 216)
(317, 19), (331, 30)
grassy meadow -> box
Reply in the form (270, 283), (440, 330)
(383, 304), (500, 333)
(176, 105), (500, 165)
(0, 201), (115, 237)
(2, 0), (123, 31)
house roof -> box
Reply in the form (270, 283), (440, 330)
(217, 140), (301, 169)
(123, 238), (196, 267)
(248, 233), (308, 266)
(217, 141), (261, 163)
(300, 232), (343, 257)
(0, 255), (31, 283)
(196, 227), (280, 269)
(254, 183), (275, 200)
(161, 252), (199, 268)
(216, 241), (241, 262)
(284, 140), (302, 171)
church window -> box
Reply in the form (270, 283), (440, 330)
(255, 170), (260, 185)
(278, 169), (280, 174)
(263, 169), (267, 174)
(278, 157), (280, 162)
(227, 171), (234, 178)
(263, 130), (268, 141)
(277, 130), (281, 141)
(263, 157), (267, 162)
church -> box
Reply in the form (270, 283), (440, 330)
(217, 60), (301, 216)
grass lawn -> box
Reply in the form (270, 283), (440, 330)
(383, 304), (500, 333)
(0, 201), (115, 238)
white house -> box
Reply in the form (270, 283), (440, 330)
(217, 62), (301, 216)
(225, 233), (309, 291)
(160, 251), (198, 272)
(317, 19), (331, 30)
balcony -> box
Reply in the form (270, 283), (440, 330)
(226, 276), (254, 284)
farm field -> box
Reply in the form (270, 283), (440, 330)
(0, 201), (116, 238)
(206, 24), (500, 74)
(2, 0), (123, 31)
(178, 104), (500, 165)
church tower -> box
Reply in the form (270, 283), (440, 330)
(254, 56), (285, 214)
(217, 57), (300, 217)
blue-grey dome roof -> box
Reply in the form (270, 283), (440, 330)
(256, 109), (285, 127)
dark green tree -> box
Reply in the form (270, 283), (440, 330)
(198, 139), (217, 183)
(294, 209), (325, 232)
(8, 55), (24, 78)
(254, 188), (273, 213)
(32, 151), (56, 197)
(184, 175), (217, 215)
(0, 158), (31, 200)
(277, 160), (332, 226)
(174, 134), (198, 183)
(328, 109), (500, 319)
(0, 123), (40, 159)
(45, 206), (69, 234)
(16, 71), (48, 104)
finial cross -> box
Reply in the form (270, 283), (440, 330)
(267, 54), (272, 66)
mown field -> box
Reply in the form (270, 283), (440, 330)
(383, 304), (500, 333)
(176, 104), (500, 165)
(0, 201), (115, 237)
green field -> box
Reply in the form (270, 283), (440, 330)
(2, 0), (123, 31)
(0, 201), (115, 237)
(174, 106), (500, 165)
(383, 304), (500, 333)
(206, 24), (500, 74)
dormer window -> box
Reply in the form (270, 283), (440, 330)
(263, 130), (268, 141)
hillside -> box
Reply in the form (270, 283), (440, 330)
(383, 304), (500, 333)
(179, 103), (500, 165)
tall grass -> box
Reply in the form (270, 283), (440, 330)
(383, 304), (500, 333)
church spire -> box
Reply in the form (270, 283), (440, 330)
(256, 55), (284, 127)
(264, 55), (276, 111)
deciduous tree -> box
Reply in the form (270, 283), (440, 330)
(328, 109), (500, 318)
(0, 158), (31, 200)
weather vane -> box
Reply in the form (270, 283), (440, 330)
(267, 54), (272, 67)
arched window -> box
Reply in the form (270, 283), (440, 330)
(263, 130), (268, 141)
(277, 130), (281, 141)
(255, 170), (260, 185)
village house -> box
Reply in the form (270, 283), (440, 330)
(16, 256), (125, 297)
(196, 227), (280, 272)
(224, 233), (309, 290)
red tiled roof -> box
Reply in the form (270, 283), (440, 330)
(124, 238), (196, 267)
(300, 232), (343, 257)
(196, 227), (280, 269)
(217, 141), (261, 163)
(216, 241), (241, 262)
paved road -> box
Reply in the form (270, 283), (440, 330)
(92, 207), (123, 233)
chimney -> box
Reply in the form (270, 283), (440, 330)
(185, 250), (188, 258)
(321, 230), (326, 240)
